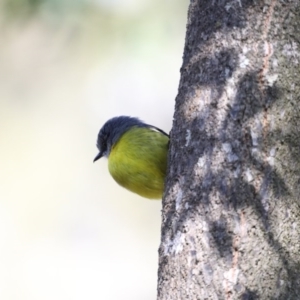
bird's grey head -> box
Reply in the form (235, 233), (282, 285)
(93, 116), (145, 162)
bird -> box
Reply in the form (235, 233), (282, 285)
(93, 116), (169, 199)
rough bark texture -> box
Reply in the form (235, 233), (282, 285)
(158, 1), (300, 299)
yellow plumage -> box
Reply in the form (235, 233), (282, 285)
(108, 126), (169, 199)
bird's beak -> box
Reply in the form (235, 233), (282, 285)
(93, 152), (103, 163)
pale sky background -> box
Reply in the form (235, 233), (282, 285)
(0, 0), (188, 299)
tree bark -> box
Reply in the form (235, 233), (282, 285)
(158, 1), (300, 299)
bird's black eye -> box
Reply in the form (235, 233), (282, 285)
(97, 133), (107, 152)
(100, 141), (107, 153)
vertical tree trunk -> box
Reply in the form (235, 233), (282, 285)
(158, 1), (300, 299)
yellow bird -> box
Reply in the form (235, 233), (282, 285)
(93, 116), (169, 199)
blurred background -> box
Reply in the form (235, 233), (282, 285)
(0, 0), (187, 299)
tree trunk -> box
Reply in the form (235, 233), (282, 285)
(157, 1), (300, 299)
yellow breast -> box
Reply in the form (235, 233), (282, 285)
(108, 126), (169, 199)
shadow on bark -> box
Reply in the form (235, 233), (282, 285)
(163, 48), (300, 298)
(241, 289), (259, 300)
(182, 0), (265, 69)
(160, 0), (300, 297)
